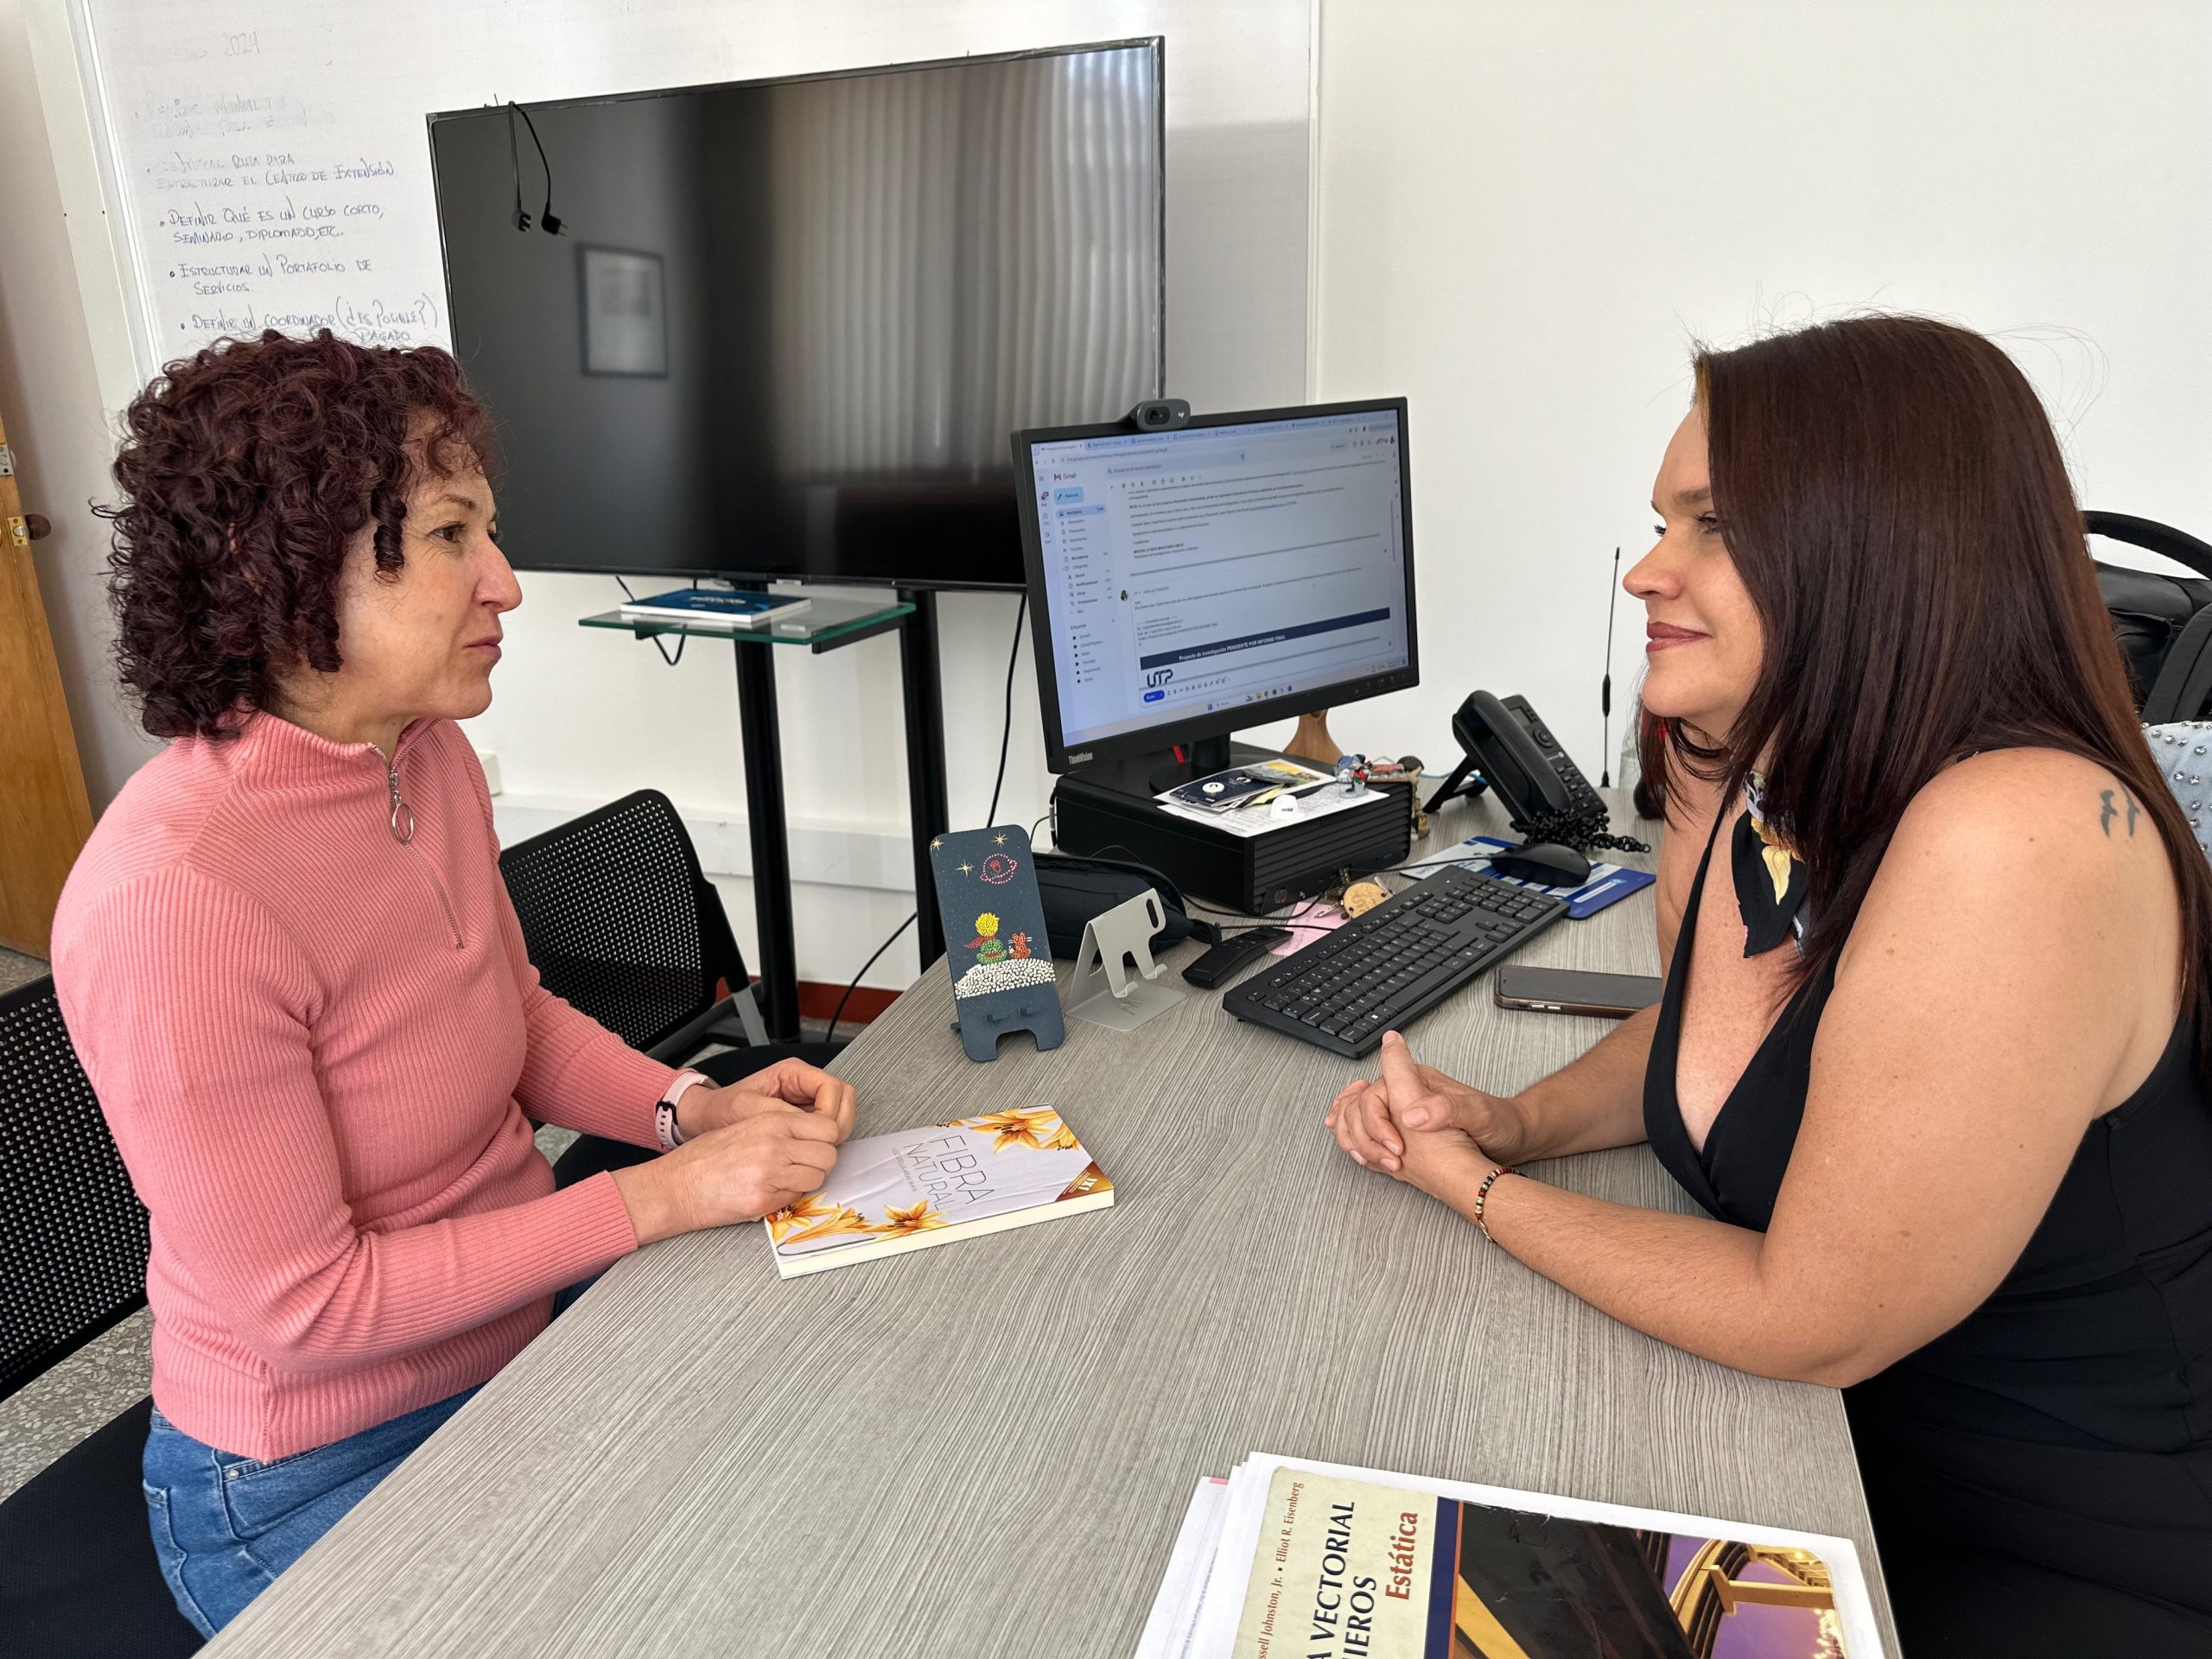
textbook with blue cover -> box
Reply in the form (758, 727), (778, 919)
(614, 588), (812, 628)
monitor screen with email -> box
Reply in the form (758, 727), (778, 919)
(1014, 399), (1419, 771)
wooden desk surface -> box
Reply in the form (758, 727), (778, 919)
(207, 792), (1896, 1656)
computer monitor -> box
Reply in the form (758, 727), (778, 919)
(1014, 398), (1419, 775)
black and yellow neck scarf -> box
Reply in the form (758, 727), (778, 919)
(1732, 774), (1809, 958)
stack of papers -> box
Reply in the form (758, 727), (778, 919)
(1136, 1452), (1885, 1658)
(1155, 781), (1379, 840)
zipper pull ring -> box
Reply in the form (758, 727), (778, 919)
(387, 762), (416, 844)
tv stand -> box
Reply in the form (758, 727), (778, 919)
(582, 592), (950, 1039)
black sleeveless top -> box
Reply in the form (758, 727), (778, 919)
(1646, 817), (2212, 1655)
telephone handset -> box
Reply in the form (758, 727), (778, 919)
(1424, 690), (1607, 828)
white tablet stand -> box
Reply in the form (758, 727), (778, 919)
(1065, 889), (1184, 1031)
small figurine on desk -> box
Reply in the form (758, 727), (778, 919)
(931, 827), (1064, 1063)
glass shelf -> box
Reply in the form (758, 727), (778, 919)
(579, 594), (914, 654)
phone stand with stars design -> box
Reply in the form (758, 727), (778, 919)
(928, 825), (1065, 1063)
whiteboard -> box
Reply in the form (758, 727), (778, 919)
(67, 0), (1314, 411)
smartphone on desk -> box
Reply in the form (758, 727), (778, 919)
(1494, 966), (1662, 1020)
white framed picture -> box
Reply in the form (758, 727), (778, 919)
(578, 245), (667, 377)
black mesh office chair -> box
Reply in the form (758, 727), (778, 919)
(498, 790), (842, 1185)
(499, 788), (773, 1062)
(2091, 512), (2212, 721)
(0, 976), (204, 1656)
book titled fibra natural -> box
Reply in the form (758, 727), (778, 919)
(763, 1108), (1111, 1278)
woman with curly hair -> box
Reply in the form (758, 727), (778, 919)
(50, 330), (857, 1638)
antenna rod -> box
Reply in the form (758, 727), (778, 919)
(1600, 545), (1620, 787)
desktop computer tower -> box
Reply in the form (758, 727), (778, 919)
(1052, 746), (1413, 915)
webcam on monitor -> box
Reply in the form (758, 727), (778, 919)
(1124, 397), (1191, 432)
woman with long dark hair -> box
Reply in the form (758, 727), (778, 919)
(1326, 315), (2212, 1652)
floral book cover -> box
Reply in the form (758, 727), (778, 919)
(762, 1108), (1110, 1277)
(1237, 1468), (1850, 1659)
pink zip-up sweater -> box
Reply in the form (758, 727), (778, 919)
(52, 710), (678, 1460)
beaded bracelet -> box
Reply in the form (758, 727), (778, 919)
(1471, 1165), (1516, 1243)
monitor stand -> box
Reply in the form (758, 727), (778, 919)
(1147, 733), (1236, 795)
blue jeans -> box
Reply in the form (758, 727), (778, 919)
(141, 1387), (480, 1637)
(138, 1277), (597, 1635)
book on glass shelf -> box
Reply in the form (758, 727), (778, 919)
(613, 588), (812, 628)
(1153, 1452), (1885, 1659)
(761, 1108), (1112, 1279)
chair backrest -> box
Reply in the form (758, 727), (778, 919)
(0, 976), (150, 1402)
(498, 790), (748, 1053)
(2091, 511), (2212, 719)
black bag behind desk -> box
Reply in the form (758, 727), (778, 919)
(1033, 853), (1215, 959)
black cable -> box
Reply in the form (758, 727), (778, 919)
(832, 592), (1028, 1041)
(1184, 893), (1325, 926)
(505, 104), (530, 232)
(828, 912), (914, 1044)
(513, 102), (562, 233)
(1191, 899), (1329, 940)
(1507, 801), (1650, 856)
(614, 575), (688, 667)
(1600, 544), (1621, 788)
(985, 593), (1027, 827)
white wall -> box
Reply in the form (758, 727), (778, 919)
(1308, 0), (2212, 785)
(0, 0), (162, 809)
(13, 0), (2211, 993)
(16, 0), (1313, 993)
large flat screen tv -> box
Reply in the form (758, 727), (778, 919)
(428, 40), (1164, 590)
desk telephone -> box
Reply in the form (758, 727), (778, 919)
(1424, 690), (1608, 826)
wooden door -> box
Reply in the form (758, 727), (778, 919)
(0, 408), (94, 957)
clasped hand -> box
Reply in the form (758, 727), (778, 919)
(676, 1055), (857, 1147)
(1325, 1030), (1522, 1192)
(617, 1058), (858, 1243)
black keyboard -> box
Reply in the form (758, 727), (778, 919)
(1221, 865), (1567, 1057)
